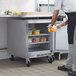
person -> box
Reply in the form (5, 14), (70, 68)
(48, 0), (76, 76)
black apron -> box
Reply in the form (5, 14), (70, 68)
(66, 12), (76, 44)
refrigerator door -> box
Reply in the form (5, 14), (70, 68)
(56, 26), (69, 51)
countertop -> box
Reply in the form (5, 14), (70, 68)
(0, 14), (66, 18)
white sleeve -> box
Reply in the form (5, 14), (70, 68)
(54, 0), (63, 10)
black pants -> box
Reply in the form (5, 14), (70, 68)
(66, 12), (76, 44)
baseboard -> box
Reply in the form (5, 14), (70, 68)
(0, 49), (10, 60)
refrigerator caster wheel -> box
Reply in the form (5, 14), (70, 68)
(48, 56), (53, 63)
(10, 55), (14, 61)
(26, 61), (31, 67)
(52, 55), (55, 61)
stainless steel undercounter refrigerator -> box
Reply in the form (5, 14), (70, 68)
(7, 15), (56, 66)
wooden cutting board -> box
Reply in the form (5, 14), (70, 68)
(20, 12), (52, 15)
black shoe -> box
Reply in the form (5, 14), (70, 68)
(58, 65), (72, 71)
(68, 71), (76, 76)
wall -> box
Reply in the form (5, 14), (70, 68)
(0, 0), (37, 59)
(0, 0), (37, 13)
(38, 0), (55, 4)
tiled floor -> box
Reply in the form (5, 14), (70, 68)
(0, 58), (69, 76)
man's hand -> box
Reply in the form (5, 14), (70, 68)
(56, 20), (68, 29)
(48, 24), (53, 28)
(56, 25), (61, 29)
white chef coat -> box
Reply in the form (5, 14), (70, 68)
(54, 0), (76, 13)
